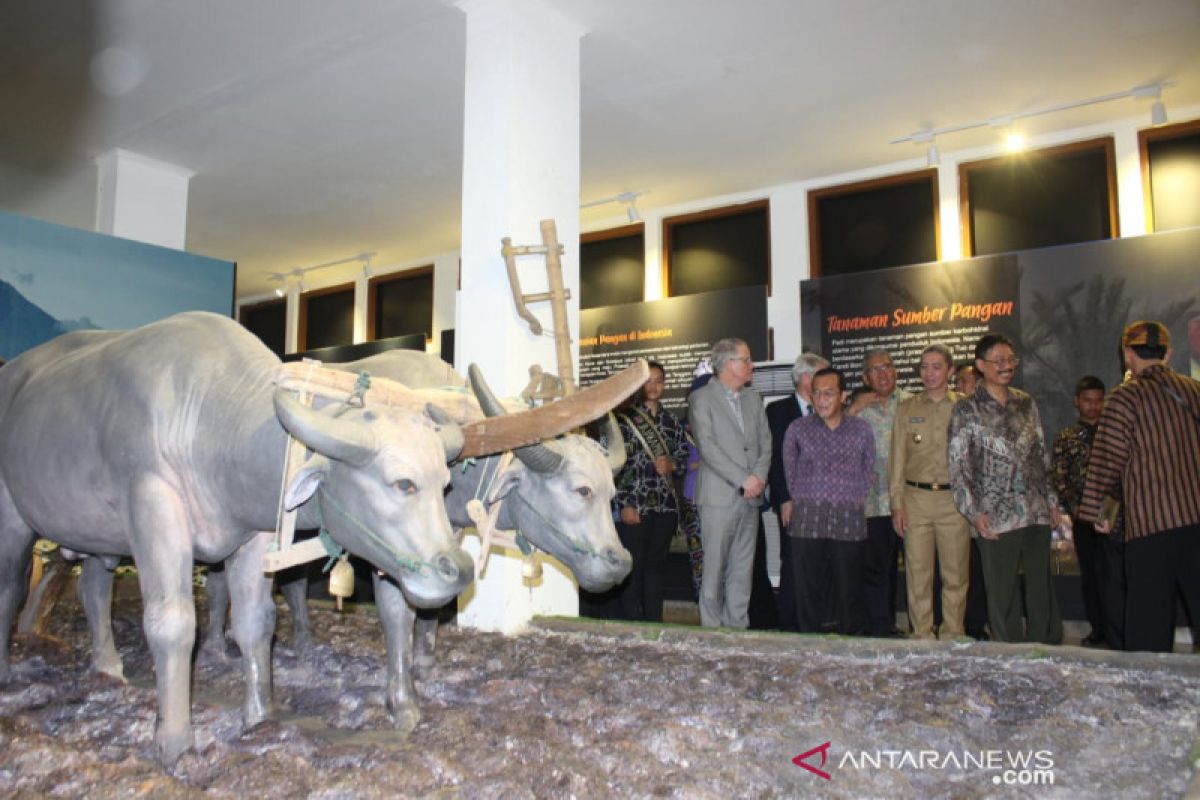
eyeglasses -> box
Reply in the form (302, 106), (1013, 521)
(728, 356), (753, 364)
(982, 356), (1020, 367)
(865, 363), (894, 373)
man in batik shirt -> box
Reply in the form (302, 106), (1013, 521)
(949, 333), (1064, 644)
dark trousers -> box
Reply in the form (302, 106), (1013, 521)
(1102, 531), (1126, 649)
(792, 536), (865, 635)
(616, 510), (678, 622)
(963, 538), (989, 638)
(976, 524), (1063, 644)
(862, 515), (899, 635)
(1124, 523), (1200, 653)
(776, 530), (798, 632)
(1073, 520), (1107, 637)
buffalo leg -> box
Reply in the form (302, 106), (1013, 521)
(278, 567), (313, 652)
(17, 552), (70, 636)
(0, 481), (36, 681)
(225, 531), (276, 731)
(199, 564), (231, 657)
(78, 556), (124, 680)
(127, 474), (196, 767)
(372, 571), (420, 733)
(413, 611), (438, 672)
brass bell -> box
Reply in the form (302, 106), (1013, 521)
(329, 556), (355, 611)
(521, 554), (542, 580)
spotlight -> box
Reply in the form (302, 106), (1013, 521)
(274, 286), (285, 298)
(1151, 100), (1168, 126)
(1005, 131), (1026, 152)
(926, 143), (940, 167)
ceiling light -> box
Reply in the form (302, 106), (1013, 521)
(1151, 100), (1168, 126)
(890, 81), (1178, 153)
(1005, 131), (1026, 152)
(926, 143), (940, 167)
(581, 190), (648, 223)
(274, 286), (285, 298)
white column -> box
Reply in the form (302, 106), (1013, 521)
(95, 148), (193, 249)
(454, 0), (584, 633)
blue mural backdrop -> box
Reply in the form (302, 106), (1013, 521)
(0, 210), (235, 361)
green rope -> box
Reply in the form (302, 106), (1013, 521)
(317, 488), (438, 577)
(331, 371), (372, 418)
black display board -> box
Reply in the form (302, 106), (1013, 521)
(580, 285), (768, 414)
(284, 333), (426, 364)
(802, 227), (1200, 438)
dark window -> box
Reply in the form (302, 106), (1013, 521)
(299, 282), (354, 351)
(368, 267), (434, 341)
(808, 169), (939, 277)
(580, 224), (644, 309)
(238, 297), (286, 357)
(664, 200), (770, 297)
(960, 137), (1118, 256)
(1140, 118), (1200, 232)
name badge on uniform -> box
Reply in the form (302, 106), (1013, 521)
(909, 416), (925, 423)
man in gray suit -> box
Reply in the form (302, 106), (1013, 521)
(688, 338), (772, 628)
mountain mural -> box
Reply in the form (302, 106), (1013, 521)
(0, 278), (99, 361)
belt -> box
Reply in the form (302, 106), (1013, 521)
(907, 480), (951, 491)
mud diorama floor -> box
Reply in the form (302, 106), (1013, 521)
(2, 577), (1198, 799)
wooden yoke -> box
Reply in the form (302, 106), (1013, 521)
(272, 358), (649, 459)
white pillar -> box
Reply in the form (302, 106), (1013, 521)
(95, 148), (193, 249)
(454, 0), (584, 633)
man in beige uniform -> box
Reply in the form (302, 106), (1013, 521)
(889, 343), (970, 640)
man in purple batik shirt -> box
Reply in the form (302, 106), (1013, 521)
(782, 367), (875, 634)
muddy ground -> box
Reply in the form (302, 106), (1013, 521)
(2, 579), (1199, 799)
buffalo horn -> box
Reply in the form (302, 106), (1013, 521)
(467, 364), (507, 418)
(515, 440), (565, 474)
(602, 412), (626, 474)
(426, 403), (465, 461)
(274, 388), (376, 466)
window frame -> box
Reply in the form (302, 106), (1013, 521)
(806, 167), (940, 278)
(1138, 116), (1200, 233)
(661, 198), (771, 298)
(298, 280), (355, 352)
(957, 136), (1119, 257)
(366, 265), (435, 343)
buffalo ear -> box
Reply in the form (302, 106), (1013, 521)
(284, 455), (330, 510)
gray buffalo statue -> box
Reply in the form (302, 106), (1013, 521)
(0, 312), (473, 765)
(207, 349), (635, 732)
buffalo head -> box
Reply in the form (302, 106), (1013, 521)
(469, 369), (632, 591)
(273, 389), (474, 608)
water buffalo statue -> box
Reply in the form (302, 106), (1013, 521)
(207, 350), (637, 731)
(0, 312), (473, 765)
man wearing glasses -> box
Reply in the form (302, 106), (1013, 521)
(848, 349), (910, 637)
(688, 338), (772, 628)
(948, 334), (1063, 643)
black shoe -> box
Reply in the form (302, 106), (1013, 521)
(1080, 631), (1106, 648)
